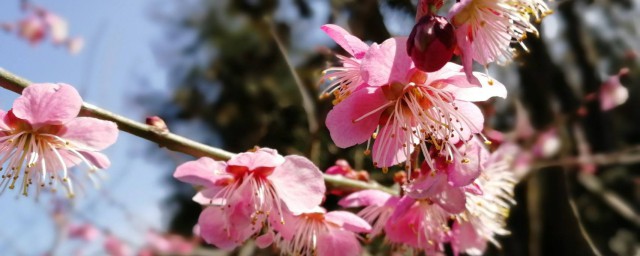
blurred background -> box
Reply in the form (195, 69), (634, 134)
(0, 0), (639, 255)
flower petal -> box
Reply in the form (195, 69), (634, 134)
(192, 186), (225, 205)
(227, 148), (284, 171)
(404, 171), (447, 199)
(60, 117), (118, 151)
(269, 155), (325, 214)
(174, 157), (229, 187)
(80, 151), (111, 169)
(0, 110), (11, 131)
(198, 206), (256, 250)
(443, 74), (507, 101)
(389, 196), (416, 221)
(321, 24), (369, 59)
(255, 231), (274, 249)
(448, 141), (488, 187)
(449, 101), (483, 144)
(316, 229), (363, 256)
(326, 87), (387, 148)
(434, 185), (466, 214)
(361, 37), (414, 86)
(12, 83), (82, 127)
(43, 12), (68, 44)
(451, 221), (487, 256)
(371, 124), (415, 167)
(338, 189), (392, 208)
(325, 211), (372, 233)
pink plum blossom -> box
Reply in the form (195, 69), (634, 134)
(325, 32), (506, 168)
(41, 11), (68, 44)
(339, 189), (399, 237)
(403, 141), (489, 214)
(449, 0), (546, 83)
(0, 83), (118, 197)
(321, 24), (370, 102)
(17, 15), (46, 45)
(140, 231), (194, 255)
(68, 223), (100, 242)
(5, 4), (83, 53)
(272, 207), (372, 256)
(599, 68), (629, 111)
(451, 143), (517, 255)
(340, 143), (518, 254)
(173, 148), (326, 249)
(66, 37), (84, 55)
(104, 235), (132, 256)
(532, 128), (560, 158)
(384, 196), (451, 253)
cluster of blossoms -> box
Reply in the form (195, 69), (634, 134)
(1, 3), (83, 54)
(66, 222), (195, 256)
(340, 142), (517, 254)
(172, 0), (552, 254)
(0, 83), (118, 198)
(174, 148), (372, 255)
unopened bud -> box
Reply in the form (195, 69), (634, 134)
(146, 116), (169, 134)
(407, 15), (456, 72)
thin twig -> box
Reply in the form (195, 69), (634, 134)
(531, 144), (640, 170)
(0, 68), (395, 194)
(563, 124), (602, 256)
(265, 17), (319, 134)
(578, 172), (640, 227)
(265, 17), (322, 163)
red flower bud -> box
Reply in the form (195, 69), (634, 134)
(407, 15), (456, 72)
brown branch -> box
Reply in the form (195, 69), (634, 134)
(0, 68), (395, 194)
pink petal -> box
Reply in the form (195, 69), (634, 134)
(338, 189), (392, 208)
(269, 155), (325, 214)
(13, 83), (82, 127)
(80, 151), (111, 169)
(325, 87), (387, 148)
(174, 157), (228, 187)
(404, 172), (447, 199)
(198, 203), (258, 250)
(371, 124), (415, 167)
(389, 196), (416, 221)
(227, 148), (284, 171)
(361, 37), (413, 86)
(66, 37), (84, 54)
(325, 211), (372, 233)
(600, 85), (628, 111)
(0, 110), (11, 130)
(18, 16), (45, 45)
(454, 26), (482, 86)
(269, 208), (297, 240)
(449, 101), (483, 143)
(448, 141), (488, 187)
(60, 117), (118, 150)
(316, 229), (363, 256)
(43, 12), (68, 44)
(192, 186), (225, 205)
(54, 150), (110, 169)
(68, 223), (99, 241)
(451, 221), (487, 256)
(434, 185), (466, 214)
(104, 235), (131, 256)
(321, 24), (369, 59)
(255, 231), (274, 249)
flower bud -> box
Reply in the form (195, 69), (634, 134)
(407, 15), (456, 72)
